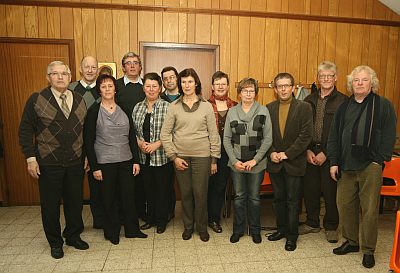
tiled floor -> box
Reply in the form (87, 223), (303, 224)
(0, 200), (397, 273)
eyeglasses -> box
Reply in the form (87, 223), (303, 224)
(241, 90), (255, 95)
(275, 84), (292, 90)
(82, 65), (97, 71)
(213, 83), (228, 87)
(163, 75), (176, 81)
(124, 61), (140, 66)
(352, 78), (370, 84)
(48, 72), (70, 78)
(318, 74), (335, 80)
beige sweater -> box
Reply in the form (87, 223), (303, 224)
(160, 97), (221, 161)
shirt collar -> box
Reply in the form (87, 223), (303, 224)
(50, 87), (71, 98)
(123, 75), (143, 86)
(80, 80), (96, 89)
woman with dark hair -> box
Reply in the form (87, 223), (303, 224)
(84, 74), (147, 245)
(132, 72), (173, 234)
(160, 68), (221, 242)
(207, 71), (237, 233)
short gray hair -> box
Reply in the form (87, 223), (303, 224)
(317, 61), (337, 74)
(346, 65), (379, 93)
(47, 61), (71, 75)
(121, 52), (141, 66)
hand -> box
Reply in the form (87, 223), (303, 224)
(174, 157), (189, 171)
(270, 152), (280, 163)
(84, 157), (90, 172)
(243, 159), (257, 171)
(276, 152), (288, 161)
(330, 166), (339, 182)
(306, 150), (317, 165)
(93, 170), (103, 181)
(138, 140), (149, 153)
(133, 164), (140, 176)
(210, 163), (217, 175)
(143, 142), (161, 154)
(234, 161), (245, 172)
(27, 161), (40, 179)
(314, 152), (327, 166)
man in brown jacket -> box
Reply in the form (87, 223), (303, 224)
(266, 72), (313, 251)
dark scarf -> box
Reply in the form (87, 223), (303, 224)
(208, 93), (237, 127)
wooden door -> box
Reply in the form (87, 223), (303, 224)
(0, 38), (78, 205)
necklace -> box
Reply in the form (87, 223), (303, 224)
(101, 102), (116, 110)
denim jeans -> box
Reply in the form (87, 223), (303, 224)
(231, 170), (264, 235)
(270, 170), (302, 241)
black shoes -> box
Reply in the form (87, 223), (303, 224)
(333, 240), (360, 255)
(104, 235), (120, 245)
(251, 234), (262, 244)
(267, 231), (286, 241)
(65, 238), (89, 250)
(230, 233), (243, 243)
(285, 240), (297, 251)
(362, 254), (375, 268)
(125, 231), (148, 239)
(208, 222), (223, 233)
(50, 247), (64, 259)
(140, 223), (154, 230)
(182, 229), (193, 240)
(199, 231), (210, 242)
(156, 226), (166, 234)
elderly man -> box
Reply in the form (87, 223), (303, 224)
(327, 65), (397, 268)
(115, 52), (146, 220)
(69, 56), (103, 229)
(19, 61), (89, 259)
(299, 61), (347, 243)
(266, 72), (313, 251)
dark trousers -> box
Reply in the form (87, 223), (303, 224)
(142, 162), (174, 227)
(270, 170), (302, 241)
(303, 160), (339, 230)
(38, 163), (84, 248)
(175, 156), (210, 232)
(100, 160), (141, 240)
(135, 173), (147, 221)
(207, 152), (230, 224)
(88, 172), (105, 227)
(168, 171), (177, 218)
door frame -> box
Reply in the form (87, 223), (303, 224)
(0, 37), (75, 206)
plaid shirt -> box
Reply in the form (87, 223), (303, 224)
(132, 98), (170, 166)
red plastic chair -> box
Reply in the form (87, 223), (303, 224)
(390, 210), (400, 273)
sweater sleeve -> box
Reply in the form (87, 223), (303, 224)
(223, 109), (239, 166)
(160, 104), (178, 161)
(83, 105), (101, 172)
(205, 103), (221, 162)
(253, 107), (273, 163)
(378, 98), (397, 163)
(19, 93), (39, 159)
(285, 102), (313, 160)
(128, 114), (140, 164)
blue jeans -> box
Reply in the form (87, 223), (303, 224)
(231, 170), (264, 235)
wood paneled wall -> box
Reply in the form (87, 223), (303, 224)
(1, 0), (400, 134)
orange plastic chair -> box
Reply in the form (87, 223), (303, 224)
(381, 157), (400, 197)
(260, 171), (273, 195)
(390, 210), (400, 273)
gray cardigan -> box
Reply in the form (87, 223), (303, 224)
(223, 101), (272, 173)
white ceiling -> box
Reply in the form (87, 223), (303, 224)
(379, 0), (400, 15)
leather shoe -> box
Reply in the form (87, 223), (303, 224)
(333, 240), (360, 255)
(156, 226), (166, 234)
(208, 222), (222, 233)
(50, 247), (64, 259)
(104, 235), (119, 245)
(140, 223), (153, 230)
(251, 234), (262, 244)
(267, 231), (286, 241)
(230, 233), (242, 243)
(199, 231), (210, 242)
(285, 240), (297, 251)
(66, 238), (89, 250)
(362, 254), (375, 268)
(182, 229), (193, 240)
(125, 231), (148, 238)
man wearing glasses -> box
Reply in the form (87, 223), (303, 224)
(161, 66), (181, 103)
(299, 61), (347, 243)
(266, 72), (313, 251)
(19, 61), (89, 259)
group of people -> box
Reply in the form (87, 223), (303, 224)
(18, 52), (397, 269)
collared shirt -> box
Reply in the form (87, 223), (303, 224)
(51, 87), (73, 113)
(123, 75), (143, 86)
(132, 98), (170, 166)
(79, 80), (96, 89)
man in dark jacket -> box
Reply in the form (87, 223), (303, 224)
(327, 65), (397, 269)
(19, 61), (89, 259)
(266, 72), (313, 251)
(300, 61), (347, 243)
